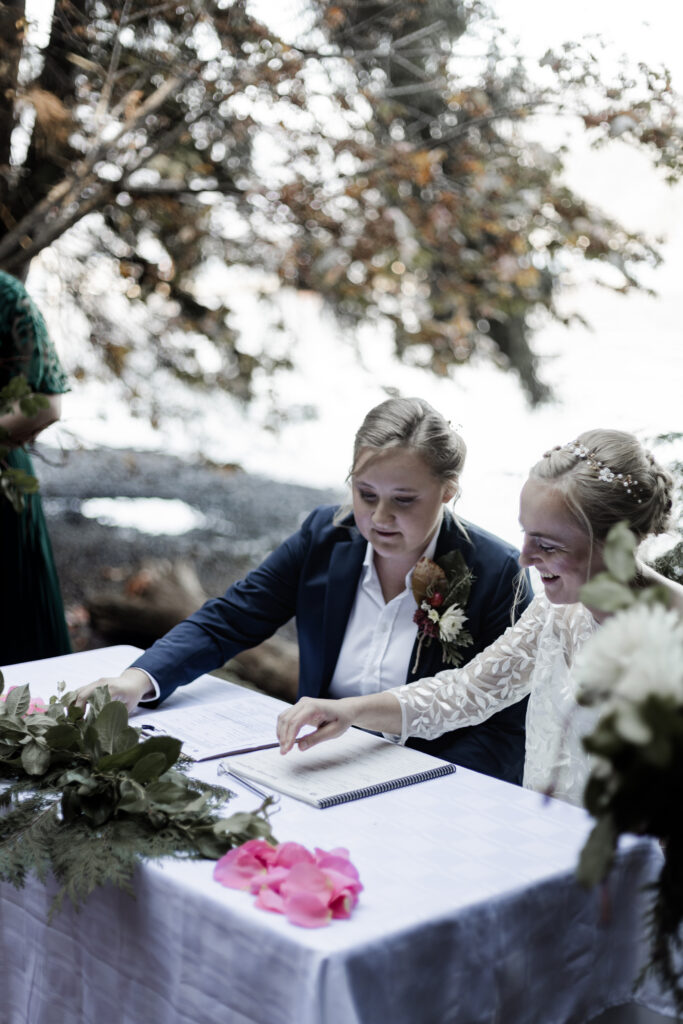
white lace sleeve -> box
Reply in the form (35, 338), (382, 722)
(392, 595), (548, 744)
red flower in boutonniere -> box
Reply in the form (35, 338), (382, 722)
(411, 550), (474, 673)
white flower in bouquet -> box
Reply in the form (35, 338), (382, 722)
(575, 603), (683, 744)
(438, 606), (468, 643)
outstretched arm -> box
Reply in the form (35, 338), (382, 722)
(277, 691), (403, 754)
(278, 595), (546, 755)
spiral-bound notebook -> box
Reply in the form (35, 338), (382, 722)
(225, 728), (456, 808)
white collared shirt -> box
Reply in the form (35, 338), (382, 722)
(328, 532), (439, 698)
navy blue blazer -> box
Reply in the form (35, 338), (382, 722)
(133, 506), (531, 784)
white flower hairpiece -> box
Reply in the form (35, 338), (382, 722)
(546, 442), (644, 503)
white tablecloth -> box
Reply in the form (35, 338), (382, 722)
(0, 647), (674, 1024)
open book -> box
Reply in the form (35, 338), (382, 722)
(225, 728), (456, 808)
(135, 689), (284, 761)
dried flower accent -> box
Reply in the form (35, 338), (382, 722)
(411, 550), (474, 673)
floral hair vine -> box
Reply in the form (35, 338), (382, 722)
(547, 442), (644, 504)
(411, 550), (474, 673)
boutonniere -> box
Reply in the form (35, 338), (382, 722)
(411, 550), (474, 673)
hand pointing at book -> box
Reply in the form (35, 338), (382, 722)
(277, 697), (354, 754)
(277, 692), (404, 754)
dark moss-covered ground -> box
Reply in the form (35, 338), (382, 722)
(35, 444), (342, 650)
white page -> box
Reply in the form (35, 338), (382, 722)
(135, 690), (287, 760)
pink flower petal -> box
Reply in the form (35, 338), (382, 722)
(319, 869), (363, 909)
(273, 842), (315, 868)
(315, 851), (361, 883)
(250, 865), (290, 895)
(280, 862), (331, 899)
(255, 887), (286, 914)
(213, 840), (275, 890)
(283, 890), (333, 928)
(240, 839), (278, 867)
(328, 890), (354, 919)
(315, 846), (350, 861)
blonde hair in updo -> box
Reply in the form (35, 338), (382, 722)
(530, 429), (674, 543)
(350, 397), (466, 493)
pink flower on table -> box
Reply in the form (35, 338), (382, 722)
(213, 838), (277, 890)
(214, 840), (363, 927)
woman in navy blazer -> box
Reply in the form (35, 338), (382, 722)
(75, 398), (531, 784)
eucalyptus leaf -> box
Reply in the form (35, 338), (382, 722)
(93, 701), (129, 755)
(66, 702), (86, 724)
(114, 726), (143, 755)
(96, 734), (181, 775)
(79, 685), (112, 716)
(137, 735), (182, 773)
(20, 740), (52, 776)
(4, 685), (31, 718)
(131, 753), (168, 785)
(145, 779), (192, 807)
(82, 724), (102, 761)
(59, 769), (97, 788)
(44, 724), (81, 751)
(0, 719), (31, 736)
(116, 779), (148, 814)
(602, 522), (638, 583)
(579, 575), (635, 612)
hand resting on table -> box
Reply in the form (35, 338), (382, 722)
(72, 668), (153, 713)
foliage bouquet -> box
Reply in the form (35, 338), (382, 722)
(573, 523), (683, 1008)
(0, 678), (274, 916)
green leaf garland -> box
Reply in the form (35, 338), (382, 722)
(0, 674), (276, 917)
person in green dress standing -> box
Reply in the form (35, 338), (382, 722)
(0, 270), (71, 663)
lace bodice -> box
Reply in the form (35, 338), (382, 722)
(393, 593), (599, 804)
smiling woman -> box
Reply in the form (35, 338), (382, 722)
(519, 478), (603, 611)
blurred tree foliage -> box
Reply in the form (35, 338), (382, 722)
(0, 0), (681, 421)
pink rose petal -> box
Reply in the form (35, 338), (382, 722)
(250, 865), (290, 895)
(328, 890), (353, 919)
(320, 865), (363, 895)
(315, 846), (350, 861)
(283, 890), (333, 928)
(273, 842), (315, 868)
(281, 862), (331, 899)
(255, 886), (286, 914)
(213, 840), (276, 890)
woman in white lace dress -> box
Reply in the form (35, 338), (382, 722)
(277, 429), (683, 805)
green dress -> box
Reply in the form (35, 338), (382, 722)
(0, 270), (71, 664)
